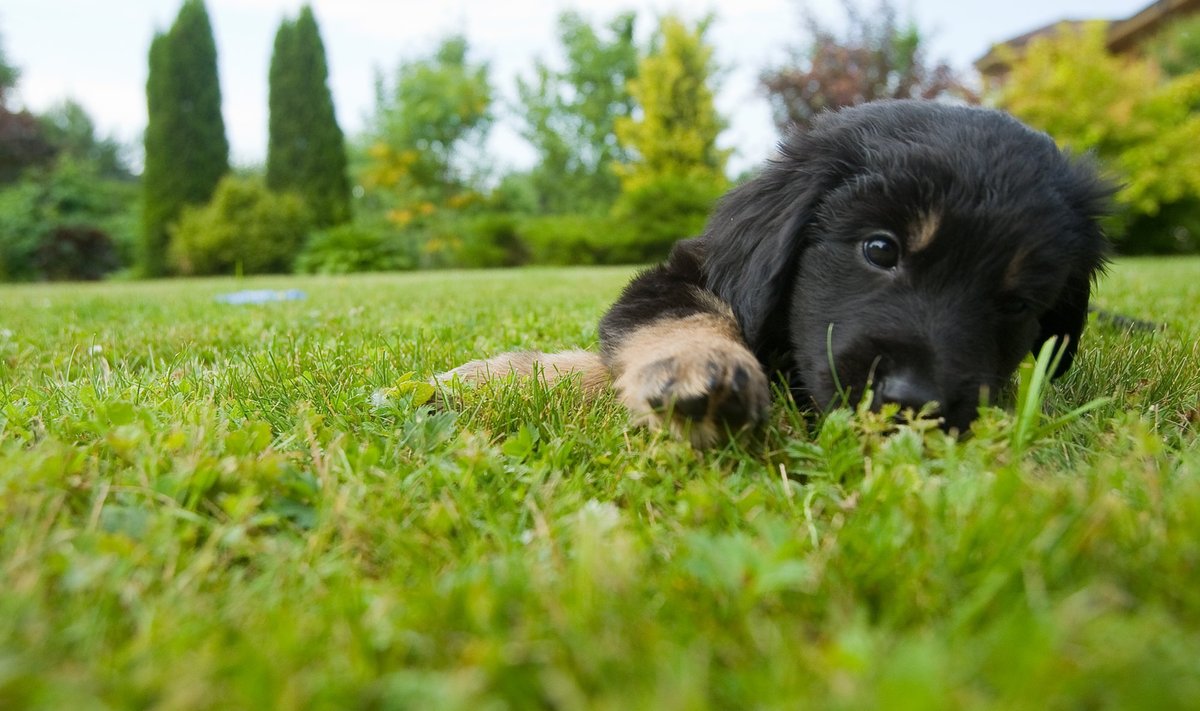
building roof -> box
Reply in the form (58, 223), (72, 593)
(975, 0), (1200, 77)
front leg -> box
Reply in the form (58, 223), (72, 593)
(600, 239), (771, 447)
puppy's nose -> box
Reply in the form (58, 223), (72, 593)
(876, 371), (941, 416)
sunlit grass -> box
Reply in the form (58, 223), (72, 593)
(1, 258), (1197, 709)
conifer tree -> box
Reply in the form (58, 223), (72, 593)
(615, 15), (729, 191)
(267, 5), (350, 227)
(610, 15), (729, 259)
(141, 0), (229, 277)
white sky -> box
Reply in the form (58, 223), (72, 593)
(3, 0), (1151, 175)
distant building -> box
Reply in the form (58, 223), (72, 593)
(975, 0), (1200, 88)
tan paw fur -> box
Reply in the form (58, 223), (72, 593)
(610, 313), (771, 448)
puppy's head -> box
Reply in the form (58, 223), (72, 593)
(705, 101), (1112, 431)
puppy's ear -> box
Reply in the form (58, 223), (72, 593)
(703, 140), (840, 351)
(1036, 268), (1095, 378)
(1036, 161), (1114, 378)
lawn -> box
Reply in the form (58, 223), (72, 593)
(1, 259), (1198, 709)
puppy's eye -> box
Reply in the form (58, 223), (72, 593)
(862, 232), (900, 270)
(999, 297), (1036, 316)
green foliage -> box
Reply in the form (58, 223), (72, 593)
(386, 211), (528, 270)
(518, 213), (621, 265)
(0, 181), (37, 277)
(142, 0), (230, 277)
(0, 35), (55, 187)
(0, 259), (1197, 707)
(0, 158), (137, 281)
(449, 213), (531, 268)
(0, 30), (18, 100)
(354, 35), (495, 260)
(293, 208), (657, 272)
(361, 36), (492, 205)
(168, 176), (311, 275)
(613, 15), (729, 259)
(488, 171), (541, 215)
(516, 11), (639, 214)
(294, 222), (414, 274)
(997, 22), (1200, 254)
(38, 100), (130, 180)
(1011, 337), (1110, 454)
(1150, 12), (1200, 77)
(140, 33), (171, 274)
(267, 5), (351, 228)
(0, 29), (59, 186)
(761, 0), (976, 131)
(609, 173), (724, 261)
(615, 15), (729, 190)
(0, 108), (56, 185)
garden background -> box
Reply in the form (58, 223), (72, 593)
(3, 0), (1200, 281)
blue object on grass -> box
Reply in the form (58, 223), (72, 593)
(216, 289), (307, 305)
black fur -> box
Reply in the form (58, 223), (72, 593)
(600, 100), (1112, 434)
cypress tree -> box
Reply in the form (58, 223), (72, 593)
(141, 32), (171, 276)
(141, 0), (229, 277)
(267, 5), (350, 227)
(615, 15), (729, 190)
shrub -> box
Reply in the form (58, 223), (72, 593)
(453, 213), (531, 268)
(609, 174), (723, 262)
(0, 180), (39, 279)
(294, 222), (414, 274)
(0, 158), (135, 281)
(169, 176), (311, 275)
(519, 213), (620, 265)
(390, 212), (535, 270)
(34, 226), (120, 280)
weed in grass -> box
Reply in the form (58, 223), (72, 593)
(1011, 336), (1111, 454)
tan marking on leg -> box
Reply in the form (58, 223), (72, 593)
(610, 310), (770, 448)
(908, 211), (941, 254)
(693, 289), (739, 323)
(437, 349), (609, 394)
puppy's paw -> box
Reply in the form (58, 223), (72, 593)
(614, 336), (770, 448)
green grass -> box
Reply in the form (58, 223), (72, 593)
(1, 259), (1198, 709)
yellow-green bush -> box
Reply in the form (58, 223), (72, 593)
(169, 176), (311, 275)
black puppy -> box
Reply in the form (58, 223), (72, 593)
(443, 101), (1112, 446)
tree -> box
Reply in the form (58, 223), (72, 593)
(0, 35), (136, 281)
(1151, 13), (1200, 77)
(0, 108), (55, 184)
(39, 100), (130, 179)
(516, 10), (639, 214)
(267, 5), (350, 228)
(760, 0), (975, 133)
(0, 31), (55, 184)
(612, 14), (729, 259)
(0, 29), (19, 103)
(360, 35), (492, 217)
(998, 22), (1200, 253)
(616, 15), (728, 188)
(142, 0), (230, 277)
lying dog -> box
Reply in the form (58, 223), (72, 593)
(442, 101), (1112, 446)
